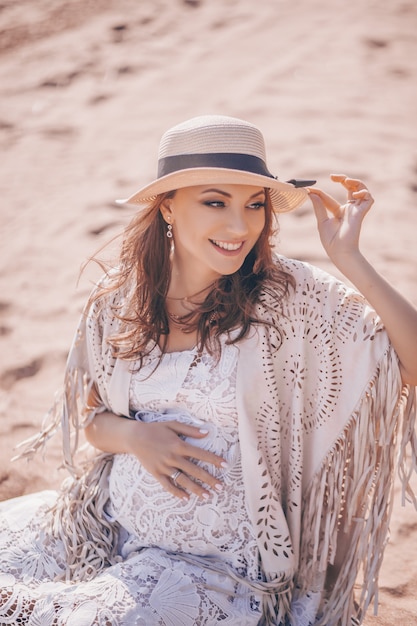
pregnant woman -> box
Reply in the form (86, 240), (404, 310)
(1, 115), (416, 625)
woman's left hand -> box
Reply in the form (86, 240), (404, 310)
(308, 174), (374, 270)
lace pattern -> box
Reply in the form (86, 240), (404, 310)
(0, 342), (264, 625)
(108, 342), (260, 579)
(0, 493), (261, 625)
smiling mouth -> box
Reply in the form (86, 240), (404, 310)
(210, 239), (244, 251)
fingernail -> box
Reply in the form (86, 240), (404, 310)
(201, 492), (210, 500)
(220, 461), (229, 469)
(214, 483), (223, 492)
(199, 429), (209, 434)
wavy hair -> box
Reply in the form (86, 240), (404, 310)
(89, 189), (295, 364)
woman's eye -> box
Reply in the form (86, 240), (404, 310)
(204, 200), (225, 208)
(202, 199), (265, 209)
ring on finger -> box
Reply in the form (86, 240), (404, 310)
(170, 470), (182, 486)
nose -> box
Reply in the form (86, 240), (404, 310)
(225, 206), (249, 237)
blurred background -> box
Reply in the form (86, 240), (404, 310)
(0, 1), (416, 621)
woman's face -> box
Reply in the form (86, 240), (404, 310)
(161, 184), (267, 286)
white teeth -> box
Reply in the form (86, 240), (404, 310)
(212, 240), (242, 251)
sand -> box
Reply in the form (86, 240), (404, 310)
(0, 0), (416, 623)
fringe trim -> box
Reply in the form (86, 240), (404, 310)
(260, 582), (292, 626)
(297, 347), (416, 625)
(398, 385), (417, 507)
(13, 366), (101, 477)
(13, 364), (117, 584)
(47, 453), (121, 583)
(61, 369), (99, 477)
(12, 387), (65, 463)
(167, 552), (293, 626)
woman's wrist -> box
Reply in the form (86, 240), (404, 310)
(85, 411), (142, 456)
(329, 250), (374, 293)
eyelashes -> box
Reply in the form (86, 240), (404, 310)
(202, 201), (265, 210)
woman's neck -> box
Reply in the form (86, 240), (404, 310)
(166, 268), (218, 305)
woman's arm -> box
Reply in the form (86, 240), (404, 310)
(84, 410), (227, 500)
(309, 175), (417, 386)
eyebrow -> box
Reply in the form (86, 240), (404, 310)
(200, 188), (266, 199)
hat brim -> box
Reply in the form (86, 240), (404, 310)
(116, 167), (308, 213)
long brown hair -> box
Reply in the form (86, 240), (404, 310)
(90, 189), (295, 363)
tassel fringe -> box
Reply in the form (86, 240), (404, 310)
(48, 453), (121, 583)
(13, 366), (101, 478)
(297, 347), (416, 625)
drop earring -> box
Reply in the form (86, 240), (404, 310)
(166, 223), (173, 238)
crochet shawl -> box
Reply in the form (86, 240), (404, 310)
(18, 255), (417, 626)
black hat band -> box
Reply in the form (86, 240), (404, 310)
(157, 153), (275, 179)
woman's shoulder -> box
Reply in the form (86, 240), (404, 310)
(272, 253), (344, 290)
(83, 268), (132, 328)
(90, 267), (133, 304)
(264, 254), (366, 320)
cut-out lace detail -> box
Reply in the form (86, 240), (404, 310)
(109, 341), (259, 578)
(0, 342), (265, 625)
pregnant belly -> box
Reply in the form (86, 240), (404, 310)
(108, 410), (242, 556)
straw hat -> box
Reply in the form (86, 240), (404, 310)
(117, 115), (313, 213)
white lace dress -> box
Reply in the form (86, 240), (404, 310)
(0, 341), (264, 626)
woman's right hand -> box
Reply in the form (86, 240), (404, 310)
(127, 419), (227, 500)
(85, 412), (227, 500)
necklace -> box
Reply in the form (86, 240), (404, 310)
(167, 311), (191, 333)
(167, 310), (217, 333)
(167, 311), (185, 323)
(166, 281), (217, 333)
(166, 281), (216, 304)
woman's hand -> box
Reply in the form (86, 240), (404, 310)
(306, 174), (417, 385)
(127, 419), (227, 500)
(85, 412), (227, 500)
(308, 174), (374, 271)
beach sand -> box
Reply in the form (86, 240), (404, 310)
(1, 0), (416, 622)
